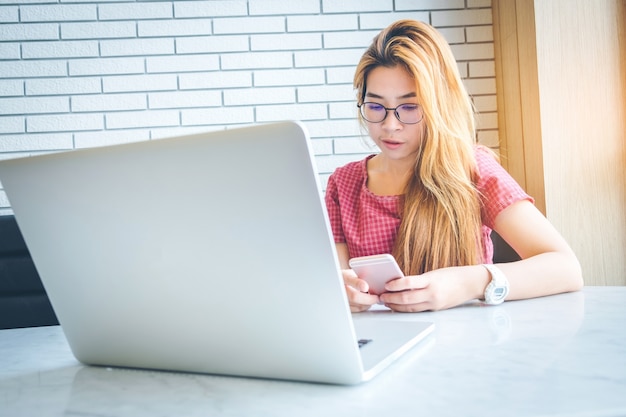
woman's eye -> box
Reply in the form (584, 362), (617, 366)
(399, 104), (418, 111)
(365, 103), (384, 111)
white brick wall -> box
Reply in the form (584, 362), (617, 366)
(0, 0), (498, 214)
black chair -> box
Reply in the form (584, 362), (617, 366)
(0, 215), (58, 329)
(492, 230), (521, 263)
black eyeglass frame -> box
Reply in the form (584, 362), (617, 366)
(357, 102), (424, 125)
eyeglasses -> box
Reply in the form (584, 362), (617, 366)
(358, 102), (424, 124)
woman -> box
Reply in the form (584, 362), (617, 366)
(324, 20), (583, 312)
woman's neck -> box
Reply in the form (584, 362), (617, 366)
(366, 154), (414, 196)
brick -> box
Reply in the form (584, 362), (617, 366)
(174, 1), (247, 18)
(27, 113), (104, 133)
(138, 19), (213, 37)
(304, 119), (362, 138)
(298, 84), (355, 103)
(99, 3), (173, 21)
(0, 43), (20, 59)
(146, 54), (220, 73)
(224, 87), (295, 106)
(0, 60), (67, 78)
(69, 57), (145, 76)
(22, 40), (99, 59)
(249, 0), (319, 15)
(469, 60), (495, 77)
(74, 129), (151, 149)
(105, 110), (180, 130)
(0, 80), (23, 97)
(323, 30), (378, 49)
(176, 35), (249, 54)
(333, 136), (376, 154)
(148, 90), (222, 109)
(61, 21), (137, 40)
(0, 23), (59, 41)
(467, 25), (494, 43)
(214, 17), (286, 35)
(396, 0), (465, 11)
(0, 133), (73, 152)
(20, 4), (97, 22)
(438, 27), (466, 44)
(71, 93), (147, 112)
(457, 62), (469, 78)
(251, 33), (322, 51)
(326, 66), (358, 85)
(473, 95), (497, 112)
(322, 0), (393, 13)
(287, 15), (358, 32)
(221, 52), (293, 70)
(450, 43), (494, 61)
(254, 68), (325, 87)
(295, 49), (364, 68)
(181, 107), (255, 126)
(477, 129), (499, 148)
(475, 111), (498, 130)
(0, 96), (69, 115)
(103, 74), (178, 93)
(432, 9), (493, 27)
(359, 12), (430, 30)
(329, 102), (358, 119)
(0, 6), (18, 23)
(26, 77), (101, 96)
(179, 71), (252, 90)
(309, 137), (334, 156)
(100, 38), (175, 57)
(463, 77), (496, 95)
(315, 152), (365, 174)
(256, 103), (327, 122)
(0, 117), (24, 134)
(469, 0), (492, 8)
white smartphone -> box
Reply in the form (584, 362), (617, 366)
(348, 254), (404, 295)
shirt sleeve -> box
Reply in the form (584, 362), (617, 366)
(475, 146), (534, 229)
(324, 173), (346, 243)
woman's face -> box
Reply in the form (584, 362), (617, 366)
(363, 65), (426, 164)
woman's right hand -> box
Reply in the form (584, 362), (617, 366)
(341, 268), (380, 312)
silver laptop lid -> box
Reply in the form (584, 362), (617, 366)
(0, 121), (367, 384)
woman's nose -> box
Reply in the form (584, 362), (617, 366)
(381, 110), (403, 130)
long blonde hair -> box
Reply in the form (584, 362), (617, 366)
(354, 20), (483, 275)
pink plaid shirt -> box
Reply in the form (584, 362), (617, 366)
(324, 146), (533, 263)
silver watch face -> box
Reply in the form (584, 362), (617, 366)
(485, 282), (508, 304)
(492, 286), (507, 299)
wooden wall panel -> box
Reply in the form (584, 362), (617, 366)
(492, 0), (546, 214)
(493, 0), (626, 285)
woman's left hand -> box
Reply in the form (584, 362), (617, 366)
(379, 265), (486, 312)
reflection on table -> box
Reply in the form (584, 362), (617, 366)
(2, 287), (625, 417)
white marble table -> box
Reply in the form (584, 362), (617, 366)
(1, 287), (625, 417)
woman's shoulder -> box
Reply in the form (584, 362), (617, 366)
(329, 154), (373, 184)
(471, 144), (533, 218)
(473, 144), (498, 164)
(472, 144), (504, 179)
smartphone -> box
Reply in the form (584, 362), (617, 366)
(348, 254), (404, 295)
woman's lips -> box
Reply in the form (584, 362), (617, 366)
(381, 139), (403, 150)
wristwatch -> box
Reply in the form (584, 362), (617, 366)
(482, 264), (509, 305)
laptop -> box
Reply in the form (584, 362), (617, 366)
(0, 121), (434, 385)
